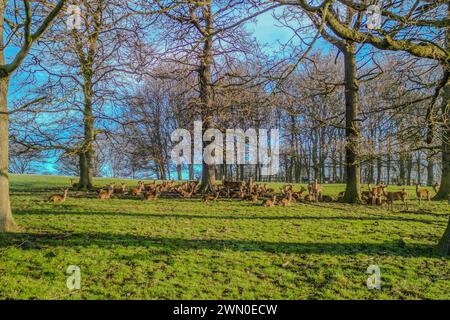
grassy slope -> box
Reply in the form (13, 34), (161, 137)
(0, 174), (449, 300)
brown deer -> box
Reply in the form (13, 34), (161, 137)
(114, 183), (127, 194)
(369, 183), (386, 205)
(384, 188), (408, 211)
(262, 195), (277, 207)
(48, 188), (69, 203)
(292, 186), (306, 200)
(310, 179), (323, 202)
(142, 186), (160, 201)
(278, 192), (292, 206)
(243, 192), (259, 202)
(202, 192), (219, 203)
(131, 181), (145, 196)
(415, 183), (431, 205)
(433, 182), (440, 194)
(97, 184), (115, 200)
(321, 195), (333, 203)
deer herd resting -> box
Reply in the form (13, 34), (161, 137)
(46, 178), (441, 211)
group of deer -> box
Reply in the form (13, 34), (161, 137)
(359, 182), (440, 210)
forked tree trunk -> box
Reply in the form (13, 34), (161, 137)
(0, 75), (16, 232)
(342, 43), (361, 203)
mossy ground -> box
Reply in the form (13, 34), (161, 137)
(0, 174), (449, 299)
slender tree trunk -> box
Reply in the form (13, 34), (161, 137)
(0, 75), (15, 232)
(427, 152), (434, 186)
(342, 43), (361, 202)
(376, 127), (382, 184)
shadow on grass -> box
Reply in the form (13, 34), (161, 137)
(0, 231), (437, 258)
(13, 208), (447, 225)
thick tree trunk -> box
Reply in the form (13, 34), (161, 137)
(342, 43), (361, 203)
(78, 80), (94, 189)
(435, 81), (450, 200)
(0, 75), (16, 232)
(198, 4), (216, 193)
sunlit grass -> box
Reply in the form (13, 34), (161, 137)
(0, 174), (449, 299)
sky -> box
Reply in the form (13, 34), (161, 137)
(6, 7), (319, 177)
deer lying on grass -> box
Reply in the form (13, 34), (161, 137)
(415, 183), (431, 205)
(291, 186), (307, 201)
(202, 192), (219, 203)
(278, 192), (293, 206)
(48, 188), (69, 203)
(142, 186), (160, 201)
(280, 185), (293, 195)
(114, 183), (127, 194)
(131, 181), (145, 196)
(262, 195), (277, 207)
(384, 188), (408, 211)
(97, 183), (115, 200)
(243, 192), (259, 202)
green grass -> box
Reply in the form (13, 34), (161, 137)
(0, 174), (449, 300)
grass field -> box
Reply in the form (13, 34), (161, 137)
(0, 174), (449, 300)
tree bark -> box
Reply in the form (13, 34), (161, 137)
(78, 83), (94, 190)
(342, 43), (361, 203)
(427, 151), (434, 186)
(0, 75), (16, 232)
(198, 3), (216, 193)
(435, 80), (450, 200)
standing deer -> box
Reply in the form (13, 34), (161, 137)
(415, 183), (431, 205)
(384, 188), (408, 211)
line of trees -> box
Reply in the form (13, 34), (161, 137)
(1, 1), (449, 253)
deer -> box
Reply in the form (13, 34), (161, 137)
(310, 179), (323, 202)
(433, 182), (440, 194)
(131, 181), (145, 196)
(48, 188), (69, 203)
(321, 195), (333, 203)
(415, 182), (431, 205)
(278, 192), (293, 206)
(262, 195), (277, 207)
(97, 184), (115, 200)
(142, 186), (160, 201)
(243, 192), (259, 202)
(114, 183), (127, 194)
(292, 186), (307, 201)
(179, 187), (195, 198)
(280, 185), (293, 196)
(368, 183), (386, 205)
(384, 188), (408, 211)
(202, 192), (220, 203)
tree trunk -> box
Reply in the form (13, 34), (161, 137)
(0, 74), (16, 232)
(342, 43), (361, 203)
(427, 152), (434, 186)
(435, 80), (450, 200)
(78, 78), (94, 189)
